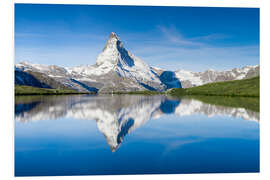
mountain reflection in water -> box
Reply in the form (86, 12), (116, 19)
(15, 95), (259, 151)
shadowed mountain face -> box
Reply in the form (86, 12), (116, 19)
(159, 71), (182, 89)
(15, 70), (52, 89)
(15, 95), (259, 151)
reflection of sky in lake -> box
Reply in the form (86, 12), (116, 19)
(15, 95), (259, 176)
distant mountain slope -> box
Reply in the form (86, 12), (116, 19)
(174, 65), (259, 88)
(15, 69), (75, 90)
(15, 70), (52, 88)
(168, 76), (259, 97)
(15, 62), (100, 93)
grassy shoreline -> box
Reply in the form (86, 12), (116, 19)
(15, 85), (91, 96)
(167, 76), (259, 97)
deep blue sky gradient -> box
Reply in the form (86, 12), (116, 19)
(15, 4), (259, 71)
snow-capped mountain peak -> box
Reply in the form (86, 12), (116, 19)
(109, 31), (120, 40)
(92, 32), (166, 91)
(96, 32), (139, 69)
(96, 32), (122, 66)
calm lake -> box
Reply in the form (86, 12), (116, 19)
(14, 94), (259, 176)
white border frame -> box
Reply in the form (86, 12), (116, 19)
(1, 0), (269, 180)
(14, 0), (260, 8)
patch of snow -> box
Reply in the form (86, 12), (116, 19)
(175, 70), (203, 86)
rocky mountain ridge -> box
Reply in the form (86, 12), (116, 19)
(174, 65), (259, 88)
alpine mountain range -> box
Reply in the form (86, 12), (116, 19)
(15, 32), (260, 93)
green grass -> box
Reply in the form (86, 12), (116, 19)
(168, 76), (259, 97)
(15, 85), (90, 95)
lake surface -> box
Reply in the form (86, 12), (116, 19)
(15, 94), (259, 176)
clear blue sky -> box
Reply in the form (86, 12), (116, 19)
(15, 4), (259, 71)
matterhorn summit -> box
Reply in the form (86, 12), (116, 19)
(96, 32), (123, 66)
(69, 32), (168, 92)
